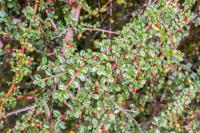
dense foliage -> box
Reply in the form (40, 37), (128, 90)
(0, 0), (199, 132)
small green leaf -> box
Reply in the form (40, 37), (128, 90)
(58, 56), (65, 64)
(58, 121), (66, 129)
(68, 69), (74, 76)
(80, 50), (85, 57)
(93, 94), (99, 100)
(78, 73), (85, 81)
(161, 34), (167, 42)
(34, 74), (41, 80)
(109, 114), (115, 121)
(39, 81), (46, 88)
(45, 68), (52, 76)
(42, 57), (47, 65)
(53, 110), (61, 118)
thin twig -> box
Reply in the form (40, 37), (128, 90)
(97, 0), (103, 20)
(64, 69), (81, 89)
(114, 106), (143, 133)
(39, 72), (67, 81)
(109, 0), (113, 39)
(6, 104), (36, 117)
(52, 28), (69, 40)
(85, 28), (120, 35)
(45, 9), (57, 31)
(160, 90), (167, 102)
(122, 111), (144, 133)
(85, 77), (93, 84)
(104, 0), (112, 7)
(91, 16), (109, 40)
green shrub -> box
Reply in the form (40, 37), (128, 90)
(0, 0), (199, 132)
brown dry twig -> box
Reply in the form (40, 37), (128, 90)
(64, 68), (82, 89)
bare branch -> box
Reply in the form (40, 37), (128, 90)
(85, 28), (120, 35)
(52, 28), (69, 40)
(114, 105), (143, 133)
(6, 104), (36, 117)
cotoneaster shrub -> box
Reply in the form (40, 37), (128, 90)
(0, 0), (199, 132)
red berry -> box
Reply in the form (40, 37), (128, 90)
(168, 64), (173, 71)
(167, 112), (172, 117)
(28, 60), (32, 65)
(111, 61), (117, 68)
(107, 110), (112, 114)
(6, 48), (12, 53)
(67, 42), (73, 47)
(92, 55), (98, 60)
(132, 87), (137, 93)
(155, 21), (159, 27)
(133, 53), (139, 62)
(134, 57), (139, 62)
(185, 93), (192, 98)
(135, 66), (141, 72)
(76, 35), (81, 40)
(176, 90), (180, 95)
(151, 71), (156, 76)
(94, 112), (98, 116)
(135, 47), (139, 50)
(68, 0), (76, 5)
(158, 52), (164, 57)
(145, 25), (152, 31)
(136, 76), (140, 82)
(133, 53), (137, 57)
(47, 0), (53, 2)
(60, 115), (65, 120)
(101, 125), (105, 131)
(95, 86), (100, 93)
(109, 46), (113, 51)
(185, 16), (189, 24)
(21, 46), (26, 53)
(7, 60), (11, 65)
